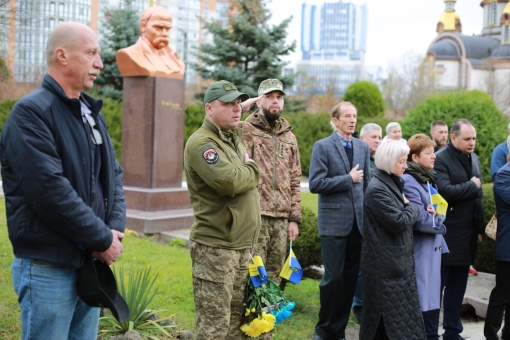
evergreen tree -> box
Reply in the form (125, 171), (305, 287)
(93, 0), (140, 100)
(194, 0), (296, 99)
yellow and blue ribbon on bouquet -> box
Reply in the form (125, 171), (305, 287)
(248, 255), (268, 287)
(280, 241), (303, 284)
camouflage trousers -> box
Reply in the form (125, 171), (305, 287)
(190, 241), (250, 340)
(255, 216), (289, 285)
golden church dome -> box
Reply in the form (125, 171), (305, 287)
(504, 2), (510, 15)
(437, 0), (462, 33)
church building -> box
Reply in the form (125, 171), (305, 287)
(427, 0), (510, 115)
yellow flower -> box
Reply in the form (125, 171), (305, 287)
(124, 229), (140, 237)
(245, 308), (250, 316)
(241, 313), (276, 338)
(264, 313), (276, 323)
(241, 320), (262, 338)
(251, 308), (256, 313)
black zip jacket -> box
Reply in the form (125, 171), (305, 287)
(0, 75), (126, 268)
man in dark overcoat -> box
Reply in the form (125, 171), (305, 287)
(435, 119), (484, 340)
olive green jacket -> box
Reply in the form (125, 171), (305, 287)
(184, 118), (261, 250)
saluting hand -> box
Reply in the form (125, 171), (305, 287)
(240, 96), (262, 113)
(350, 164), (364, 183)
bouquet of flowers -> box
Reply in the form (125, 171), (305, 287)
(240, 256), (296, 338)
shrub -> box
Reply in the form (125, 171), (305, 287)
(285, 112), (332, 176)
(474, 183), (496, 274)
(343, 81), (385, 118)
(184, 104), (206, 146)
(101, 98), (123, 161)
(356, 115), (394, 138)
(291, 206), (322, 268)
(402, 90), (509, 183)
(0, 99), (16, 137)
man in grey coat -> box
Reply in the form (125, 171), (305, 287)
(309, 102), (371, 340)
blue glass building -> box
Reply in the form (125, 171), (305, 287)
(296, 0), (368, 95)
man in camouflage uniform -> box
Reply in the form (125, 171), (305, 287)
(240, 79), (302, 286)
(184, 80), (261, 340)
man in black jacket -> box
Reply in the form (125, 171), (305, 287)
(435, 119), (484, 340)
(0, 22), (126, 339)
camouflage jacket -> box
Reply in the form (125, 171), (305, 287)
(240, 111), (302, 223)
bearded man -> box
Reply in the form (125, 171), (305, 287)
(430, 120), (449, 152)
(240, 79), (302, 292)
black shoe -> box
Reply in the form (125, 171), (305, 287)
(352, 305), (362, 324)
(312, 334), (326, 340)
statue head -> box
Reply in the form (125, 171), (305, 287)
(139, 6), (172, 50)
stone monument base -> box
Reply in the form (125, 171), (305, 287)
(121, 76), (194, 235)
(123, 185), (194, 235)
(126, 208), (194, 235)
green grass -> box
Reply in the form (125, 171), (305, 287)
(301, 191), (318, 214)
(0, 194), (327, 339)
(0, 198), (22, 340)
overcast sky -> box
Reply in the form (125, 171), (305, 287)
(267, 0), (485, 70)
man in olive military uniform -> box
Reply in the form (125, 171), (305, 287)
(240, 79), (301, 287)
(184, 80), (261, 340)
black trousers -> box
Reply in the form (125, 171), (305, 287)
(315, 225), (362, 339)
(422, 309), (441, 340)
(440, 264), (469, 340)
(484, 261), (510, 340)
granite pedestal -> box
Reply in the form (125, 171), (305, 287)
(121, 76), (193, 234)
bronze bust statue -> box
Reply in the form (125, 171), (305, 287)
(116, 6), (185, 78)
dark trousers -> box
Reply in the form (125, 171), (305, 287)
(315, 226), (362, 339)
(352, 269), (363, 307)
(484, 261), (510, 340)
(440, 265), (470, 340)
(422, 309), (441, 340)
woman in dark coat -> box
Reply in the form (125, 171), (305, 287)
(360, 139), (426, 340)
(403, 134), (449, 340)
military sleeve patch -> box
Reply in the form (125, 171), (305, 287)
(202, 148), (220, 164)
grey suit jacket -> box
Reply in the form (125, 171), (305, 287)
(309, 133), (371, 236)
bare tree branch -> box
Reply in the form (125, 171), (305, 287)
(383, 51), (433, 118)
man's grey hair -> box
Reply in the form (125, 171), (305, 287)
(360, 123), (382, 137)
(374, 139), (410, 175)
(385, 122), (401, 134)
